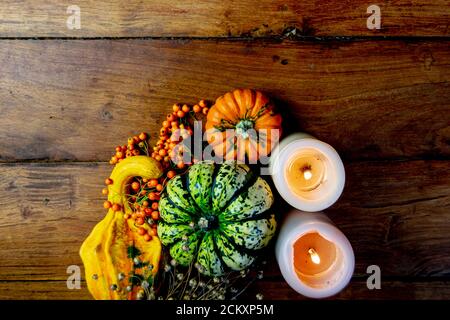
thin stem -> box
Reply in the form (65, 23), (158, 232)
(232, 276), (257, 300)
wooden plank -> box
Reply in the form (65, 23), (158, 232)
(0, 160), (448, 286)
(325, 160), (450, 278)
(0, 1), (449, 37)
(0, 40), (449, 162)
(1, 279), (449, 300)
(0, 162), (108, 281)
(245, 279), (450, 300)
(0, 281), (90, 300)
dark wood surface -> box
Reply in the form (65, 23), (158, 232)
(1, 40), (448, 162)
(0, 1), (449, 300)
(1, 0), (449, 37)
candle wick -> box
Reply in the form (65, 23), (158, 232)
(302, 165), (313, 181)
(308, 248), (321, 264)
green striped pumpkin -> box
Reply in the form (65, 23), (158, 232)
(157, 161), (277, 276)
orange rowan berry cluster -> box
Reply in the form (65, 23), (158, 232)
(101, 175), (167, 242)
(102, 100), (210, 241)
(151, 100), (209, 169)
(124, 177), (164, 241)
(109, 132), (149, 165)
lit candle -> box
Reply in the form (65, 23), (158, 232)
(270, 133), (345, 212)
(276, 210), (355, 299)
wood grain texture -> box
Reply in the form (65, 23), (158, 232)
(0, 281), (90, 300)
(245, 279), (450, 300)
(0, 1), (449, 37)
(0, 160), (448, 300)
(2, 279), (450, 300)
(0, 39), (449, 162)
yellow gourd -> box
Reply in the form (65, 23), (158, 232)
(80, 156), (163, 300)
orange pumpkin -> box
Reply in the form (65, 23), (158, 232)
(205, 89), (282, 162)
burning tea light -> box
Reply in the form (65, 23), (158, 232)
(276, 210), (355, 299)
(270, 133), (345, 212)
(287, 153), (325, 193)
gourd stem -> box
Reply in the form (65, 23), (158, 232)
(235, 119), (255, 140)
(108, 156), (163, 213)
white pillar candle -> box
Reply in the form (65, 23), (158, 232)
(275, 210), (355, 299)
(270, 133), (345, 212)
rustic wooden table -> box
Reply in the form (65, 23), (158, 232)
(0, 1), (449, 300)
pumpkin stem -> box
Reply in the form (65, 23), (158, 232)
(198, 216), (219, 231)
(235, 119), (255, 139)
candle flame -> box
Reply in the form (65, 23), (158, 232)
(303, 169), (313, 181)
(308, 248), (321, 264)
